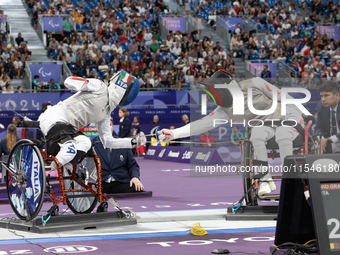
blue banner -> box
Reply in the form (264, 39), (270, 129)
(220, 17), (242, 31)
(0, 90), (320, 138)
(144, 146), (225, 165)
(42, 17), (63, 32)
(29, 64), (61, 82)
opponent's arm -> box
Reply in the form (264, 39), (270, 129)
(97, 116), (133, 149)
(251, 77), (284, 101)
(158, 106), (230, 142)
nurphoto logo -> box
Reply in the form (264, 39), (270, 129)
(200, 83), (312, 128)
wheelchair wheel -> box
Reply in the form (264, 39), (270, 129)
(66, 156), (98, 214)
(243, 141), (257, 206)
(6, 139), (46, 220)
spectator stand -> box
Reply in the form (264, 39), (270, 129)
(37, 14), (75, 48)
(244, 59), (297, 83)
(24, 60), (72, 92)
(186, 14), (197, 35)
(160, 15), (188, 38)
(215, 15), (257, 52)
(0, 13), (11, 36)
(276, 59), (299, 84)
(243, 59), (325, 89)
(159, 16), (170, 40)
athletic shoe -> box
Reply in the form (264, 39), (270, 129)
(258, 178), (276, 196)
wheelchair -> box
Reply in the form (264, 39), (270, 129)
(238, 118), (322, 208)
(0, 121), (133, 222)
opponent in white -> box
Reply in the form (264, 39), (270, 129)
(158, 70), (306, 195)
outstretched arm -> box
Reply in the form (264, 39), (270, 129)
(251, 77), (282, 101)
(64, 77), (103, 92)
(97, 116), (133, 149)
(159, 106), (230, 141)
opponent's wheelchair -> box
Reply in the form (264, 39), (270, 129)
(0, 121), (133, 222)
(238, 118), (322, 208)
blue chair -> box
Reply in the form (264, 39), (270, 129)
(52, 49), (58, 60)
(269, 26), (276, 34)
(250, 55), (258, 60)
(76, 24), (83, 30)
(69, 64), (78, 73)
(78, 67), (83, 76)
(122, 42), (129, 51)
(135, 56), (141, 62)
(99, 70), (107, 77)
(106, 53), (112, 62)
(131, 52), (138, 60)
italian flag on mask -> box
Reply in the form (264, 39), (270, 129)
(120, 71), (133, 85)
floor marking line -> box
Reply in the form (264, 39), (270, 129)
(149, 212), (162, 217)
(0, 227), (276, 245)
(171, 220), (191, 228)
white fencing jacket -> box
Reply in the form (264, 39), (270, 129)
(39, 76), (132, 149)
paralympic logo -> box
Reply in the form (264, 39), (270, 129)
(225, 20), (236, 29)
(38, 67), (52, 77)
(48, 19), (60, 28)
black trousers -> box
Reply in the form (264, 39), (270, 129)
(102, 181), (143, 193)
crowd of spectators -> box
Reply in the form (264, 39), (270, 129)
(0, 7), (32, 93)
(188, 0), (340, 87)
(24, 0), (244, 91)
(0, 31), (31, 92)
(19, 0), (340, 92)
(3, 0), (340, 94)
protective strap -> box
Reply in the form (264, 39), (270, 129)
(70, 150), (87, 166)
(252, 159), (269, 180)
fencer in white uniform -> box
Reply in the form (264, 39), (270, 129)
(39, 70), (140, 172)
(158, 70), (305, 195)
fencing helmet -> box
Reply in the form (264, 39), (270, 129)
(110, 70), (140, 106)
(42, 102), (53, 113)
(200, 69), (234, 108)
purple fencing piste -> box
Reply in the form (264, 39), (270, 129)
(220, 17), (242, 31)
(29, 64), (61, 82)
(247, 62), (277, 78)
(162, 17), (186, 32)
(317, 26), (340, 40)
(42, 17), (63, 32)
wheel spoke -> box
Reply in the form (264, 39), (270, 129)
(7, 140), (45, 220)
(66, 157), (98, 214)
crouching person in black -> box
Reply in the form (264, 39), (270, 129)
(93, 136), (144, 193)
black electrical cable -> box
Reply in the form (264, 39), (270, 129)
(270, 242), (318, 255)
(0, 217), (60, 255)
